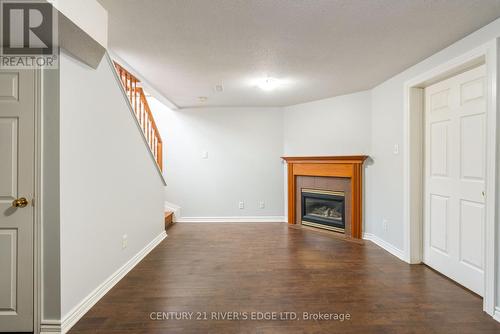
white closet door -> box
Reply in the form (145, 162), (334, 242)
(424, 65), (486, 296)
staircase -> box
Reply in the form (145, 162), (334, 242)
(113, 61), (163, 171)
(113, 61), (172, 231)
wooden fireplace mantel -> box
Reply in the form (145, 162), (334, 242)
(281, 156), (368, 239)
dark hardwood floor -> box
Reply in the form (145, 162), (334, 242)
(69, 223), (500, 334)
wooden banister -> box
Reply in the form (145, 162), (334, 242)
(113, 61), (163, 171)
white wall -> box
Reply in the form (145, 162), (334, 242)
(282, 90), (372, 231)
(147, 90), (371, 220)
(367, 18), (500, 252)
(283, 91), (371, 156)
(59, 51), (165, 318)
(148, 100), (284, 219)
(51, 0), (108, 47)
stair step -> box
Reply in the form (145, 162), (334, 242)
(164, 211), (174, 230)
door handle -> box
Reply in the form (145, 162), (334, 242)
(12, 197), (29, 208)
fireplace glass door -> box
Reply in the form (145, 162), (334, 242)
(301, 189), (345, 232)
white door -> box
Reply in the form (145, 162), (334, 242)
(424, 65), (486, 296)
(0, 69), (35, 332)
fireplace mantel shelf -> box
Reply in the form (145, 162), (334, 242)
(281, 155), (369, 239)
(281, 156), (368, 163)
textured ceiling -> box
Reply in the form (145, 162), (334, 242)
(99, 0), (500, 108)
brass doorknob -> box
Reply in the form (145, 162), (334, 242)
(12, 197), (28, 208)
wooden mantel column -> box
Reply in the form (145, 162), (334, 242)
(281, 156), (369, 239)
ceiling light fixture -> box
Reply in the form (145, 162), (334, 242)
(256, 77), (281, 91)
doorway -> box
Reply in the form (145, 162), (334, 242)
(404, 42), (498, 315)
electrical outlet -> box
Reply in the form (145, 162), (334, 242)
(259, 201), (265, 209)
(239, 201), (244, 209)
(122, 234), (128, 249)
(382, 219), (388, 232)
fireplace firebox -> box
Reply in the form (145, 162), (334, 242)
(301, 188), (345, 233)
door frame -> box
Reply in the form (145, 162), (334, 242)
(0, 68), (42, 332)
(2, 68), (43, 332)
(403, 40), (498, 316)
(33, 69), (42, 334)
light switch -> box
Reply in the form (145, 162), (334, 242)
(382, 219), (388, 232)
(122, 234), (128, 249)
(202, 151), (209, 159)
(393, 144), (399, 155)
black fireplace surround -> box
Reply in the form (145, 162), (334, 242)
(301, 189), (345, 232)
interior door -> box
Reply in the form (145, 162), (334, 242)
(0, 69), (35, 332)
(424, 65), (486, 296)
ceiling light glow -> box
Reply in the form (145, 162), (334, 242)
(255, 77), (282, 91)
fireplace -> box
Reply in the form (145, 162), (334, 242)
(301, 189), (345, 233)
(282, 156), (368, 238)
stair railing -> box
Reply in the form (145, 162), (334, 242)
(113, 61), (163, 171)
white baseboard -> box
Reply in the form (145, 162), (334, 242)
(363, 233), (406, 262)
(40, 320), (62, 334)
(176, 216), (286, 223)
(493, 307), (500, 323)
(60, 231), (167, 334)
